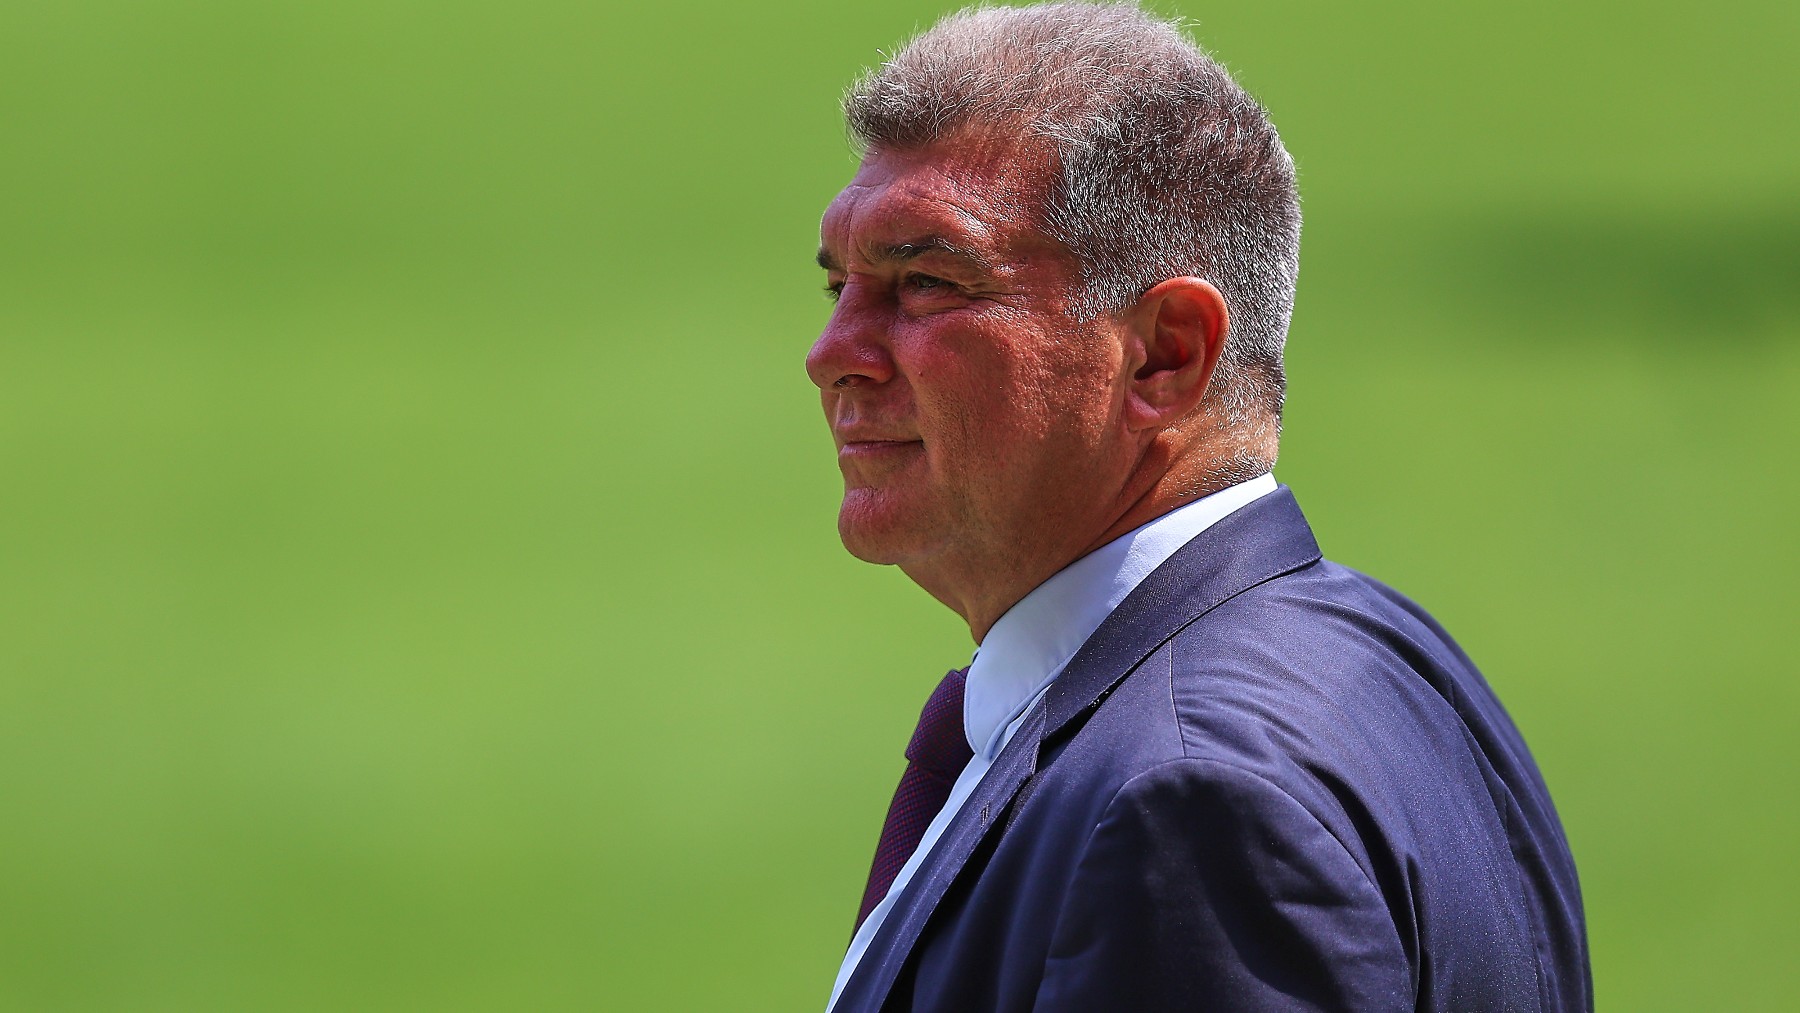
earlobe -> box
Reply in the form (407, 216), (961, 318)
(1125, 277), (1229, 430)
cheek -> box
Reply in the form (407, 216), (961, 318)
(899, 317), (1121, 472)
(1042, 336), (1128, 432)
(1008, 340), (1120, 443)
(930, 380), (1060, 495)
(894, 331), (987, 422)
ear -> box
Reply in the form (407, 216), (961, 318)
(1122, 276), (1229, 432)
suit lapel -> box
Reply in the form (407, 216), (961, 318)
(834, 704), (1044, 1013)
(834, 487), (1322, 1013)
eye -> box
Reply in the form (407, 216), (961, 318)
(906, 273), (949, 291)
(824, 282), (844, 302)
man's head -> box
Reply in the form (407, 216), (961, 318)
(806, 2), (1300, 634)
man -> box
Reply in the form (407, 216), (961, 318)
(806, 4), (1590, 1011)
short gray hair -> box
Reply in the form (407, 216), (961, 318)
(844, 1), (1300, 434)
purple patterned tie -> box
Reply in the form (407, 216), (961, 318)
(855, 667), (975, 931)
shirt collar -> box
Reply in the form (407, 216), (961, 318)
(961, 472), (1278, 758)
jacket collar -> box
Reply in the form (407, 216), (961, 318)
(1043, 484), (1322, 740)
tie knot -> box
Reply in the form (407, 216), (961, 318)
(904, 667), (973, 778)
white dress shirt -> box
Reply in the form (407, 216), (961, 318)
(827, 472), (1278, 1010)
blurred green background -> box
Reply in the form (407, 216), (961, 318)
(1, 1), (1795, 1009)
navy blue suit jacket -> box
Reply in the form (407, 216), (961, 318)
(834, 488), (1590, 1012)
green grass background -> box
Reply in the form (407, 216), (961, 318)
(2, 1), (1795, 1008)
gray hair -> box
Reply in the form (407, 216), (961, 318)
(843, 1), (1300, 447)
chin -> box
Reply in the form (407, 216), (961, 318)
(837, 489), (932, 565)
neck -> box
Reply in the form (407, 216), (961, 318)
(910, 427), (1268, 643)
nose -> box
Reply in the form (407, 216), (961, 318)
(806, 286), (896, 391)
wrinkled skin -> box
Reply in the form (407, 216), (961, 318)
(806, 135), (1229, 641)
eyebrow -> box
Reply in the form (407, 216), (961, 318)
(815, 236), (997, 274)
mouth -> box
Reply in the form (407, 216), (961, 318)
(838, 438), (924, 462)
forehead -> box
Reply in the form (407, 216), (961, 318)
(819, 139), (1055, 262)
